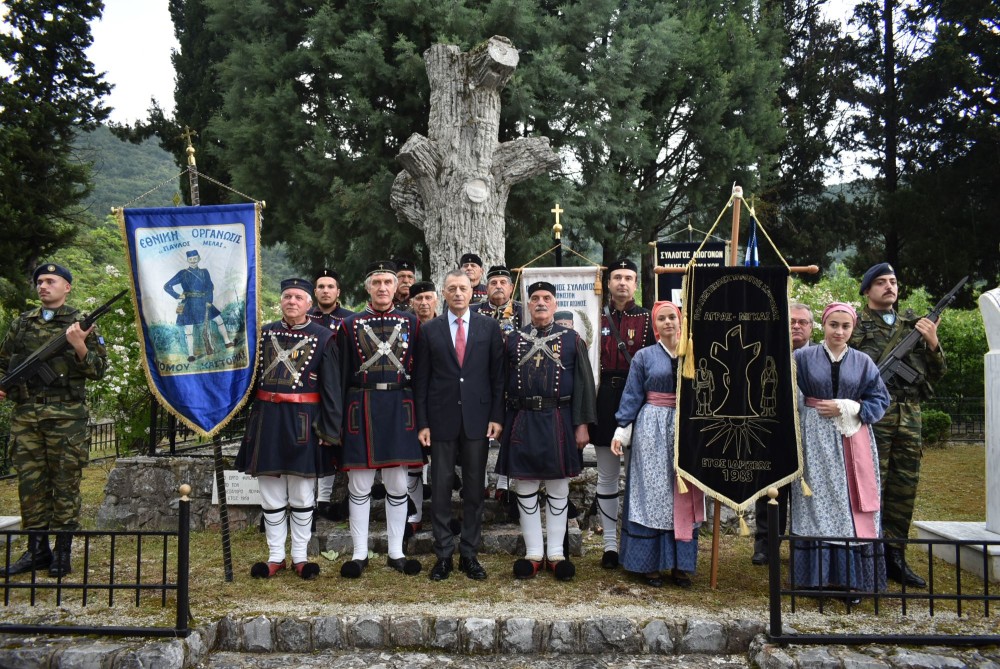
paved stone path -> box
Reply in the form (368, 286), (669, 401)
(204, 650), (750, 668)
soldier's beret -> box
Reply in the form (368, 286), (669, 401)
(527, 281), (556, 297)
(486, 265), (512, 280)
(460, 253), (483, 268)
(409, 281), (435, 297)
(859, 263), (895, 295)
(611, 257), (638, 274)
(315, 268), (340, 284)
(32, 263), (72, 284)
(554, 310), (574, 321)
(280, 278), (313, 295)
(366, 260), (397, 278)
(394, 259), (416, 273)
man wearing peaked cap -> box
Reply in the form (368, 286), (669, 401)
(1, 263), (107, 578)
(591, 256), (653, 570)
(409, 281), (437, 325)
(338, 259), (424, 578)
(393, 259), (417, 312)
(307, 269), (355, 521)
(309, 268), (354, 334)
(850, 262), (946, 589)
(163, 249), (235, 362)
(460, 253), (488, 304)
(235, 278), (342, 581)
(472, 265), (523, 339)
(498, 280), (596, 582)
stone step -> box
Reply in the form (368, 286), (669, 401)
(0, 516), (21, 544)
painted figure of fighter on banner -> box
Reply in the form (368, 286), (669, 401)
(675, 266), (801, 512)
(119, 203), (261, 435)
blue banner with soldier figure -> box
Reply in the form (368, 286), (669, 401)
(118, 203), (261, 436)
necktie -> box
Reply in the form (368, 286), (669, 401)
(455, 317), (466, 366)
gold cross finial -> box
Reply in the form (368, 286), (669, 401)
(180, 126), (198, 148)
(551, 203), (564, 240)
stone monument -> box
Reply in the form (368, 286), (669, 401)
(390, 36), (560, 289)
(914, 286), (1000, 581)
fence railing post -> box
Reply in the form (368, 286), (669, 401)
(175, 484), (191, 634)
(766, 487), (782, 639)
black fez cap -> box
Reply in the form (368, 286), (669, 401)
(460, 253), (483, 268)
(394, 258), (416, 273)
(859, 262), (895, 295)
(280, 277), (313, 295)
(409, 281), (435, 297)
(315, 268), (340, 284)
(554, 310), (574, 321)
(365, 260), (397, 278)
(527, 281), (556, 297)
(486, 265), (512, 280)
(611, 257), (638, 274)
(33, 263), (72, 284)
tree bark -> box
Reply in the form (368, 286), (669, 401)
(390, 36), (560, 290)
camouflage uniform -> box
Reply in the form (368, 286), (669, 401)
(850, 306), (946, 544)
(0, 304), (107, 532)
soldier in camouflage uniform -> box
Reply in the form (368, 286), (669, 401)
(850, 263), (945, 588)
(0, 264), (107, 577)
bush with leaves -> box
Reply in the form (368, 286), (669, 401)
(921, 409), (953, 447)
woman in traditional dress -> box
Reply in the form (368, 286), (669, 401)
(611, 301), (705, 587)
(790, 301), (890, 598)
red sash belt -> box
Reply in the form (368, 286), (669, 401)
(256, 390), (320, 404)
(645, 391), (676, 408)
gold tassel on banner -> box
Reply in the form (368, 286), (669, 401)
(594, 267), (602, 296)
(738, 512), (751, 537)
(682, 265), (696, 378)
(676, 474), (688, 494)
(800, 478), (813, 497)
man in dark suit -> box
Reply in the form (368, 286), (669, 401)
(415, 269), (505, 581)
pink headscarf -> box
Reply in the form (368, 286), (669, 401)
(821, 301), (858, 325)
(651, 300), (681, 342)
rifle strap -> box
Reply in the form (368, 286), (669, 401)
(875, 317), (910, 366)
(603, 305), (633, 366)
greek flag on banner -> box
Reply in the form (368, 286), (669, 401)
(118, 203), (261, 436)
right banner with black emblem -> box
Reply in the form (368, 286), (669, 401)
(675, 265), (801, 511)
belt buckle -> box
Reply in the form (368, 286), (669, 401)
(530, 396), (543, 410)
(375, 382), (389, 391)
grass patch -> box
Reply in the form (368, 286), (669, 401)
(0, 442), (990, 628)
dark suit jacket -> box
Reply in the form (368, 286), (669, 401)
(414, 310), (505, 441)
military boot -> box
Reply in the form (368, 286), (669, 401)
(4, 533), (52, 576)
(885, 545), (926, 588)
(48, 534), (73, 578)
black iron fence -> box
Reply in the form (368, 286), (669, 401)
(765, 499), (1000, 645)
(0, 486), (191, 638)
(923, 397), (986, 442)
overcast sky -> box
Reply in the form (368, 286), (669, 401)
(86, 0), (178, 125)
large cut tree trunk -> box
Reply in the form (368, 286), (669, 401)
(390, 36), (560, 290)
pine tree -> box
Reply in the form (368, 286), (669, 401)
(0, 0), (111, 305)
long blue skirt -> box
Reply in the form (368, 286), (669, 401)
(790, 539), (887, 592)
(619, 480), (698, 574)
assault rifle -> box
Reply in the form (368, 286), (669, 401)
(878, 276), (968, 385)
(0, 290), (128, 393)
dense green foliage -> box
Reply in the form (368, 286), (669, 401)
(843, 0), (1000, 300)
(0, 0), (111, 307)
(921, 409), (953, 446)
(76, 126), (179, 215)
